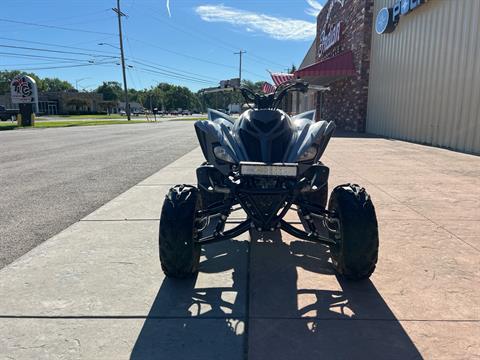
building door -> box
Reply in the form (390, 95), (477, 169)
(48, 103), (57, 115)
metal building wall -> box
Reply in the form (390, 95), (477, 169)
(366, 0), (480, 154)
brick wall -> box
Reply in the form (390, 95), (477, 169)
(315, 0), (374, 132)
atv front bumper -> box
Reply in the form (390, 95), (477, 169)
(195, 163), (338, 246)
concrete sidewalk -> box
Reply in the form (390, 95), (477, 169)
(0, 136), (479, 359)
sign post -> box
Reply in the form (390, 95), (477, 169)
(10, 75), (38, 127)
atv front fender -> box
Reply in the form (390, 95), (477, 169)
(286, 120), (336, 164)
(194, 120), (246, 175)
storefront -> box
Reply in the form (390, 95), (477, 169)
(296, 0), (480, 154)
(295, 0), (374, 132)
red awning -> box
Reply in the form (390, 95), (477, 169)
(270, 72), (295, 86)
(295, 51), (356, 83)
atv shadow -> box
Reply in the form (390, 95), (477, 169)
(130, 239), (248, 360)
(248, 229), (423, 360)
(131, 230), (422, 359)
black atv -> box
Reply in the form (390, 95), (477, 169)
(159, 81), (378, 281)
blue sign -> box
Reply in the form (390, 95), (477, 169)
(376, 0), (426, 34)
(375, 7), (394, 34)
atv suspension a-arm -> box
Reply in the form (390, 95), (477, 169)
(194, 195), (339, 247)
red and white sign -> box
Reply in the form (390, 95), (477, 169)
(10, 75), (38, 104)
(318, 22), (341, 57)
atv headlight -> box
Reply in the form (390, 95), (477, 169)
(213, 146), (235, 164)
(298, 145), (318, 162)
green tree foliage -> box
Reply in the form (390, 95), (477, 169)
(130, 83), (200, 112)
(39, 77), (74, 92)
(95, 81), (123, 101)
(241, 79), (264, 93)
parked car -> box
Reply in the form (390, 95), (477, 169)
(181, 110), (192, 116)
(133, 109), (146, 115)
(170, 110), (179, 116)
(0, 105), (17, 121)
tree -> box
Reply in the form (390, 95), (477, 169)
(39, 77), (74, 92)
(241, 80), (264, 92)
(95, 81), (123, 101)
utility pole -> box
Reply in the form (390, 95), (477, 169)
(234, 50), (246, 83)
(113, 0), (130, 121)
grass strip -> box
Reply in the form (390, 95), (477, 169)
(0, 120), (149, 130)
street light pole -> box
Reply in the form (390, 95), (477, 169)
(75, 77), (90, 91)
(113, 0), (130, 121)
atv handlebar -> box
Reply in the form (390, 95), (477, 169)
(241, 81), (330, 110)
(201, 80), (330, 110)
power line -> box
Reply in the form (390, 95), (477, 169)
(132, 60), (219, 84)
(30, 8), (111, 26)
(0, 36), (222, 85)
(128, 37), (239, 71)
(134, 66), (217, 85)
(4, 61), (118, 71)
(132, 58), (220, 82)
(0, 60), (93, 67)
(0, 17), (266, 81)
(123, 23), (145, 91)
(0, 52), (102, 63)
(134, 67), (216, 86)
(0, 44), (117, 58)
(0, 36), (120, 57)
(0, 18), (115, 36)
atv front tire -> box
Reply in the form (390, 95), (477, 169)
(328, 184), (378, 280)
(159, 185), (201, 278)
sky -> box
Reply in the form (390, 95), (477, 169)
(0, 0), (325, 92)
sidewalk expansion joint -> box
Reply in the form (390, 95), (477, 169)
(246, 317), (480, 322)
(80, 219), (159, 222)
(135, 184), (176, 187)
(0, 315), (246, 320)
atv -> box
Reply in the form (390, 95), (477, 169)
(159, 81), (379, 280)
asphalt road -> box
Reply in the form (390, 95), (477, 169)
(0, 122), (198, 268)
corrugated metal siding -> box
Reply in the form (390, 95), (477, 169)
(367, 0), (480, 154)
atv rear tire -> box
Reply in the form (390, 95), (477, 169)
(328, 184), (378, 280)
(159, 184), (201, 278)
